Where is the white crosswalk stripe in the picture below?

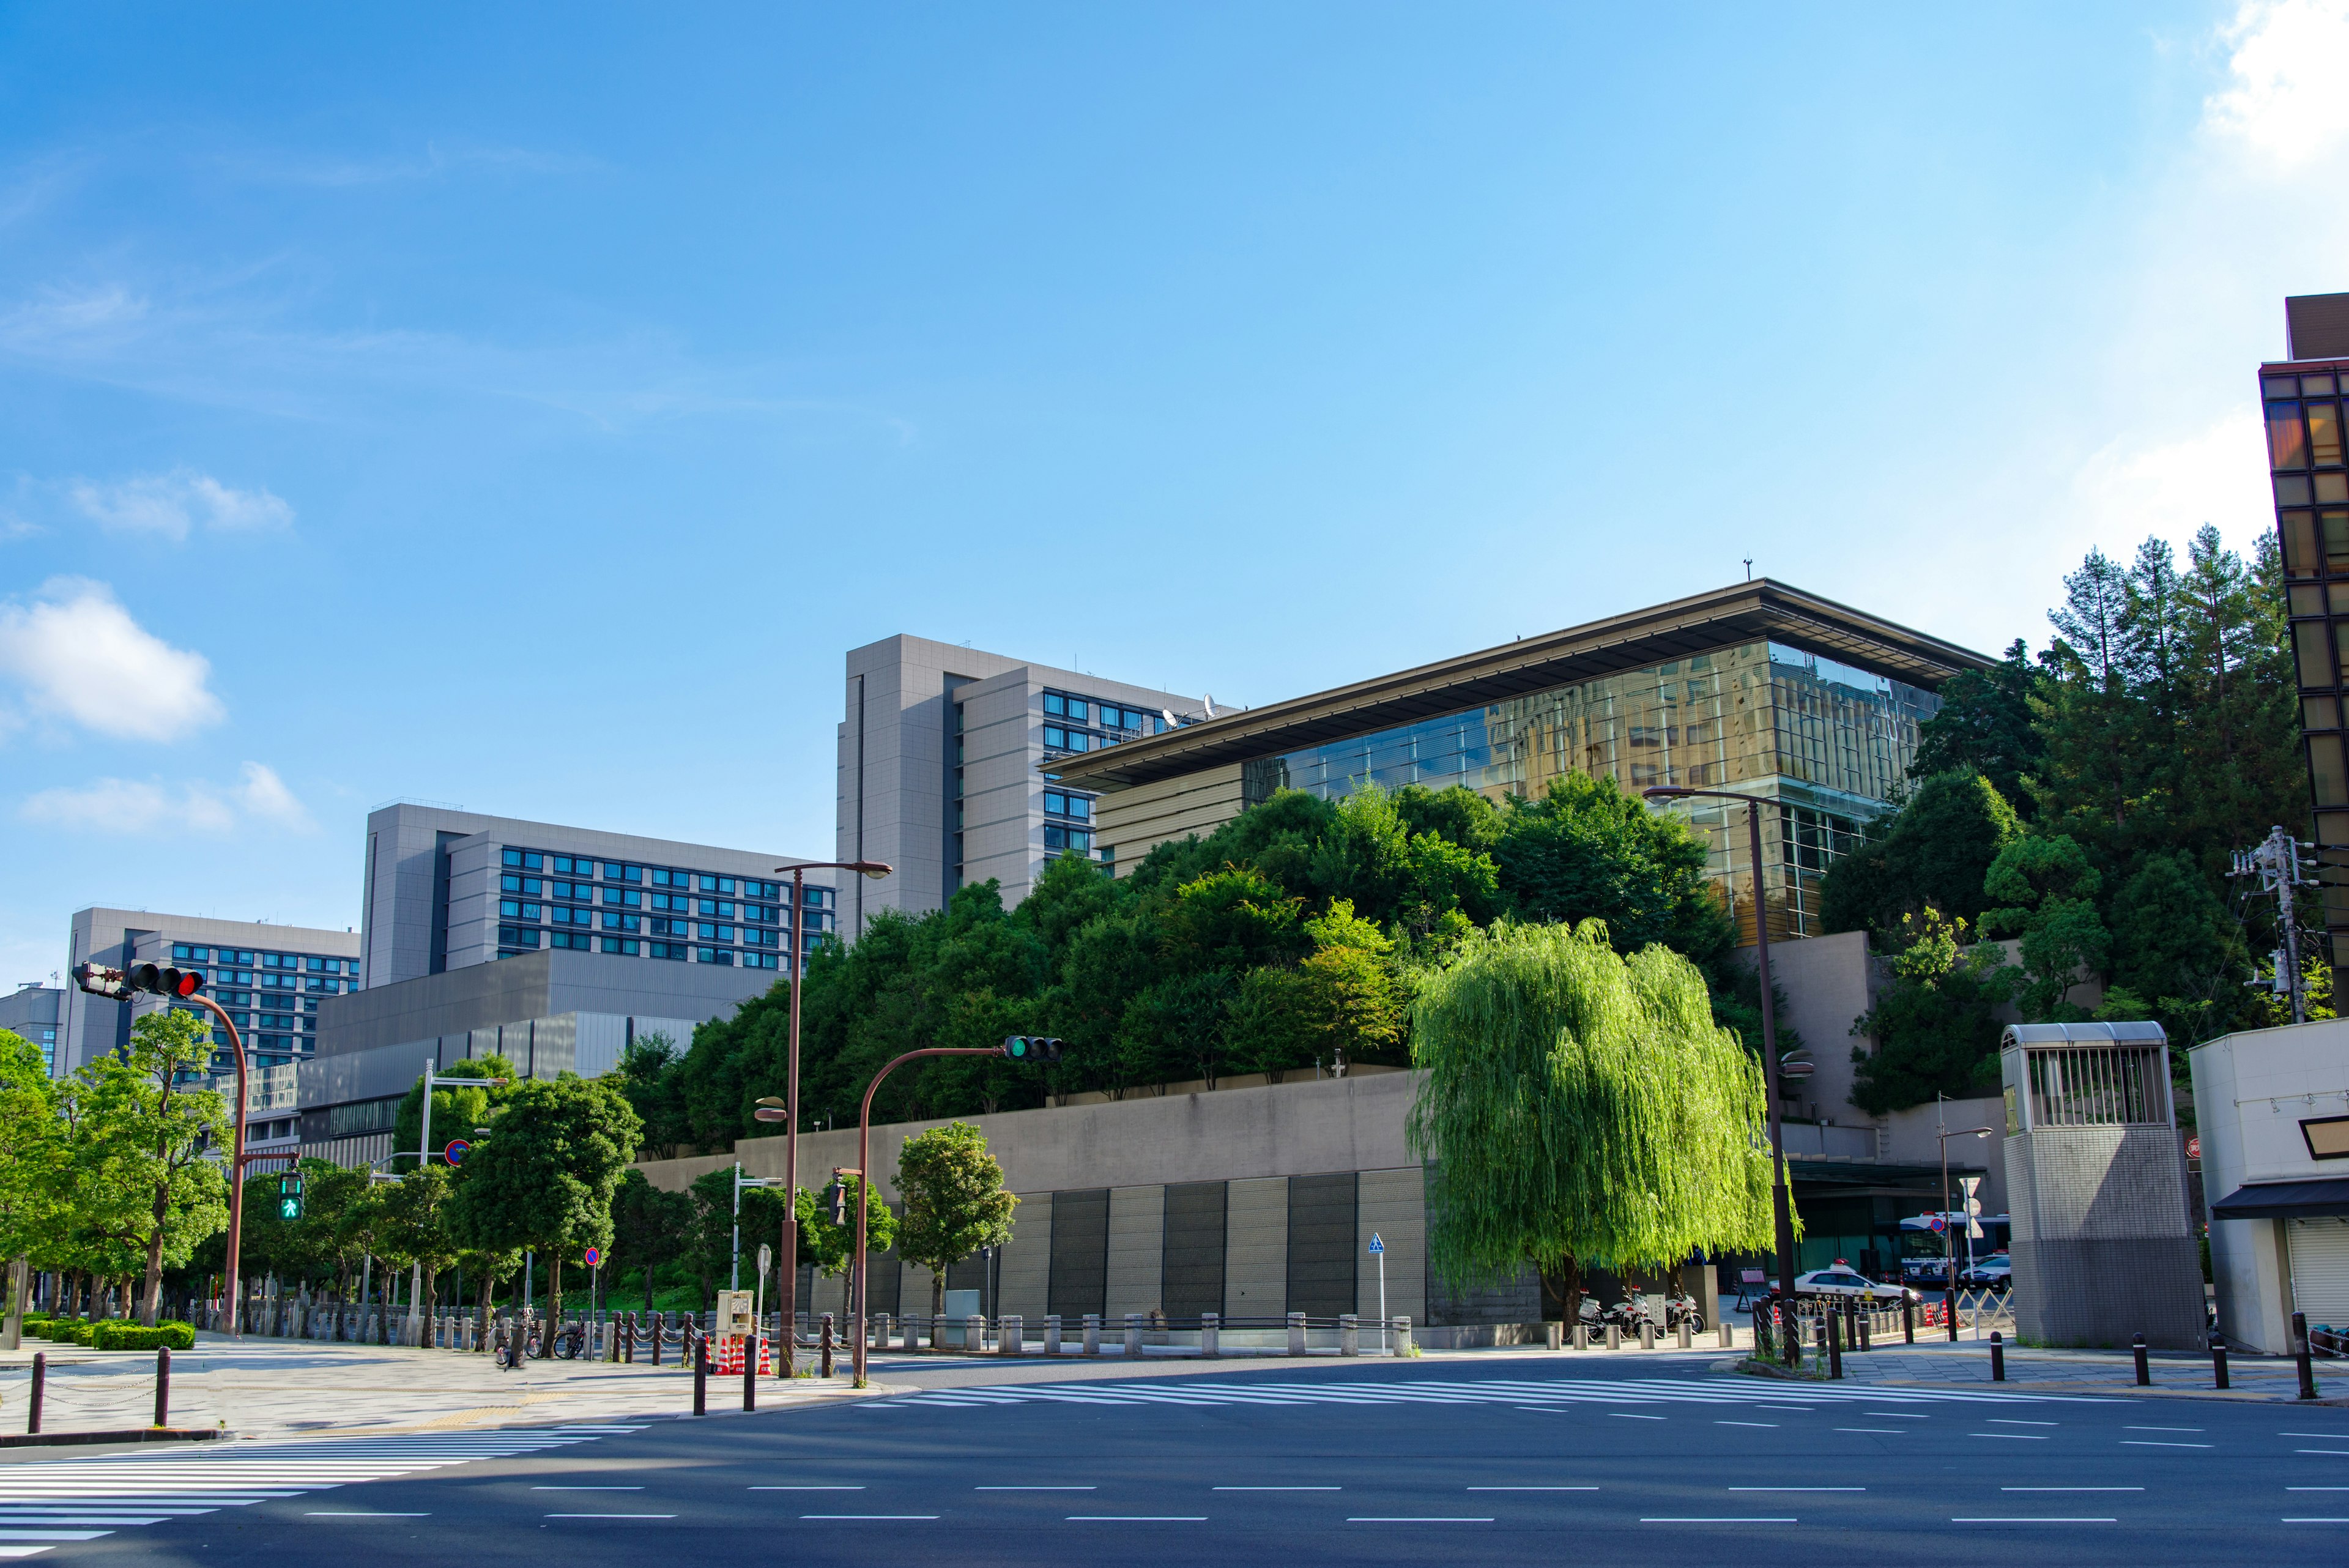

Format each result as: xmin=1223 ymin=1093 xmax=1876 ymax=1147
xmin=886 ymin=1377 xmax=2115 ymax=1412
xmin=0 ymin=1424 xmax=644 ymax=1555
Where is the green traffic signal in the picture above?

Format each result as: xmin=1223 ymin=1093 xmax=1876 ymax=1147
xmin=1000 ymin=1035 xmax=1065 ymax=1063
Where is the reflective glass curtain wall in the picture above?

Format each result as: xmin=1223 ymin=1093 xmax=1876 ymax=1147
xmin=1244 ymin=640 xmax=1937 ymax=942
xmin=2266 ymin=361 xmax=2349 ymax=979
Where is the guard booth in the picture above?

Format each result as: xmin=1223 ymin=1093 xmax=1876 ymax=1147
xmin=1999 ymin=1022 xmax=2205 ymax=1349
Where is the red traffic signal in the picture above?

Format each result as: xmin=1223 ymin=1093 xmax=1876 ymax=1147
xmin=127 ymin=962 xmax=206 ymax=998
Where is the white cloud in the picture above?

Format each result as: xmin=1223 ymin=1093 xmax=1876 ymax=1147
xmin=2072 ymin=407 xmax=2277 ymax=554
xmin=20 ymin=762 xmax=313 ymax=837
xmin=0 ymin=579 xmax=225 ymax=741
xmin=2204 ymin=1 xmax=2349 ymax=167
xmin=66 ymin=467 xmax=292 ymax=540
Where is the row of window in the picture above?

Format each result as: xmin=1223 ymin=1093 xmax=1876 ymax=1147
xmin=497 ymin=926 xmax=820 ymax=962
xmin=499 ymin=847 xmax=829 ymax=907
xmin=1043 ymin=689 xmax=1175 ymax=734
xmin=1042 ymin=790 xmax=1094 ymax=820
xmin=171 ymin=944 xmax=357 ymax=976
xmin=1044 ymin=825 xmax=1095 ymax=852
xmin=2266 ymin=397 xmax=2347 ymax=470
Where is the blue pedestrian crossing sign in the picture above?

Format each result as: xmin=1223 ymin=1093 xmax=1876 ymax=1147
xmin=1367 ymin=1233 xmax=1384 ymax=1255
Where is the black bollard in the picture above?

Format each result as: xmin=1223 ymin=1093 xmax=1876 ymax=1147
xmin=651 ymin=1311 xmax=662 ymax=1369
xmin=1856 ymin=1298 xmax=1869 ymax=1351
xmin=1826 ymin=1305 xmax=1843 ymax=1380
xmin=623 ymin=1313 xmax=634 ymax=1364
xmin=692 ymin=1329 xmax=708 ymax=1416
xmin=27 ymin=1351 xmax=43 ymax=1435
xmin=1902 ymin=1295 xmax=1915 ymax=1345
xmin=1945 ymin=1288 xmax=1959 ymax=1343
xmin=1990 ymin=1330 xmax=2005 ymax=1382
xmin=2133 ymin=1332 xmax=2150 ymax=1386
xmin=743 ymin=1332 xmax=757 ymax=1412
xmin=2211 ymin=1337 xmax=2230 ymax=1390
xmin=154 ymin=1345 xmax=171 ymax=1428
xmin=2295 ymin=1311 xmax=2320 ymax=1400
xmin=820 ymin=1313 xmax=835 ymax=1380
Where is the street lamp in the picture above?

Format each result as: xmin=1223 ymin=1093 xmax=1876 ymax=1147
xmin=1641 ymin=784 xmax=1802 ymax=1364
xmin=770 ymin=858 xmax=892 ymax=1373
xmin=1936 ymin=1118 xmax=1994 ymax=1341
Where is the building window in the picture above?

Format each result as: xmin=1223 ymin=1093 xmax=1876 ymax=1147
xmin=1044 ymin=726 xmax=1092 ymax=752
xmin=550 ymin=931 xmax=592 ymax=951
xmin=502 ymin=874 xmax=544 ymax=896
xmin=497 ymin=925 xmax=543 ymax=949
xmin=1044 ymin=825 xmax=1094 ymax=852
xmin=744 ymin=902 xmax=778 ymax=924
xmin=743 ymin=927 xmax=780 ymax=948
xmin=694 ymin=946 xmax=735 ymax=966
xmin=648 ymin=942 xmax=688 ymax=961
xmin=551 ymin=855 xmax=593 ymax=876
xmin=605 ymin=861 xmax=644 ymax=883
xmin=502 ymin=848 xmax=545 ymax=871
xmin=651 ymin=868 xmax=689 ymax=888
xmin=603 ymin=886 xmax=644 ymax=908
xmin=650 ymin=892 xmax=688 ymax=913
xmin=650 ymin=916 xmax=688 ymax=937
xmin=699 ymin=875 xmax=737 ymax=894
xmin=601 ymin=913 xmax=643 ymax=934
xmin=551 ymin=879 xmax=594 ymax=901
xmin=499 ymin=900 xmax=543 ymax=921
xmin=551 ymin=907 xmax=595 ymax=928
xmin=696 ymin=899 xmax=737 ymax=918
xmin=744 ymin=951 xmax=780 ymax=970
xmin=601 ymin=937 xmax=641 ymax=956
xmin=745 ymin=879 xmax=782 ymax=901
xmin=694 ymin=923 xmax=737 ymax=943
xmin=1044 ymin=791 xmax=1093 ymax=820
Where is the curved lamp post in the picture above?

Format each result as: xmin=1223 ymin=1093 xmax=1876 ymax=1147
xmin=767 ymin=859 xmax=892 ymax=1372
xmin=1642 ymin=783 xmax=1801 ymax=1363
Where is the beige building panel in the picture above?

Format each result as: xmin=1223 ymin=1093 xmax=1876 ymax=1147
xmin=1225 ymin=1176 xmax=1288 ymax=1318
xmin=1097 ymin=764 xmax=1246 ymax=872
xmin=1104 ymin=1184 xmax=1167 ymax=1318
xmin=1357 ymin=1167 xmax=1427 ymax=1327
xmin=998 ymin=1191 xmax=1053 ymax=1320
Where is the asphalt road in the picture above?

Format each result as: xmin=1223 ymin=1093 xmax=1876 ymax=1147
xmin=24 ymin=1356 xmax=2349 ymax=1566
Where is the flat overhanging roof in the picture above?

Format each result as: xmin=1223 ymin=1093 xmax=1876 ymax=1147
xmin=1047 ymin=578 xmax=1994 ymax=792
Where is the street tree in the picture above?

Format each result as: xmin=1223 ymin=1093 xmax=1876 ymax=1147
xmin=1408 ymin=919 xmax=1776 ymax=1325
xmin=0 ymin=1030 xmax=62 ymax=1336
xmin=893 ymin=1122 xmax=1017 ymax=1320
xmin=391 ymin=1056 xmax=518 ymax=1173
xmin=796 ymin=1180 xmax=897 ymax=1277
xmin=383 ymin=1162 xmax=461 ymax=1313
xmin=447 ymin=1075 xmax=641 ymax=1325
xmin=610 ymin=1168 xmax=693 ymax=1310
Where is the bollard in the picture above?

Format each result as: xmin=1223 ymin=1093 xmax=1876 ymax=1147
xmin=822 ymin=1313 xmax=836 ymax=1379
xmin=692 ymin=1331 xmax=708 ymax=1416
xmin=1855 ymin=1300 xmax=1870 ymax=1351
xmin=1546 ymin=1321 xmax=1564 ymax=1351
xmin=1639 ymin=1320 xmax=1655 ymax=1351
xmin=1902 ymin=1295 xmax=1915 ymax=1345
xmin=1945 ymin=1288 xmax=1958 ymax=1343
xmin=650 ymin=1312 xmax=662 ymax=1368
xmin=1827 ymin=1307 xmax=1843 ymax=1380
xmin=2133 ymin=1332 xmax=2150 ymax=1387
xmin=972 ymin=1315 xmax=990 ymax=1358
xmin=623 ymin=1313 xmax=634 ymax=1364
xmin=1340 ymin=1314 xmax=1360 ymax=1356
xmin=152 ymin=1345 xmax=171 ymax=1428
xmin=1083 ymin=1313 xmax=1101 ymax=1356
xmin=2295 ymin=1311 xmax=2320 ymax=1400
xmin=1396 ymin=1315 xmax=1414 ymax=1355
xmin=1990 ymin=1330 xmax=2005 ymax=1382
xmin=1288 ymin=1312 xmax=1307 ymax=1357
xmin=1677 ymin=1318 xmax=1691 ymax=1350
xmin=874 ymin=1313 xmax=890 ymax=1360
xmin=1605 ymin=1323 xmax=1620 ymax=1351
xmin=743 ymin=1333 xmax=759 ymax=1411
xmin=1573 ymin=1322 xmax=1589 ymax=1351
xmin=2211 ymin=1337 xmax=2230 ymax=1391
xmin=27 ymin=1351 xmax=42 ymax=1435
xmin=1200 ymin=1313 xmax=1217 ymax=1358
xmin=1124 ymin=1313 xmax=1143 ymax=1359
xmin=1045 ymin=1313 xmax=1063 ymax=1357
xmin=1717 ymin=1320 xmax=1732 ymax=1350
xmin=1000 ymin=1314 xmax=1023 ymax=1358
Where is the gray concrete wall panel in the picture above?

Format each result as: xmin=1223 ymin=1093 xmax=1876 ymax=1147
xmin=1287 ymin=1171 xmax=1359 ymax=1318
xmin=1105 ymin=1184 xmax=1166 ymax=1318
xmin=1161 ymin=1181 xmax=1228 ymax=1319
xmin=1048 ymin=1188 xmax=1110 ymax=1319
xmin=1225 ymin=1176 xmax=1288 ymax=1320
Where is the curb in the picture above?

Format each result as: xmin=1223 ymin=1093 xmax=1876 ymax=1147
xmin=0 ymin=1429 xmax=231 ymax=1449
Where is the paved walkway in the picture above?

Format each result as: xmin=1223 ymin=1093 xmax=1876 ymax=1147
xmin=0 ymin=1335 xmax=871 ymax=1443
xmin=1767 ymin=1334 xmax=2336 ymax=1401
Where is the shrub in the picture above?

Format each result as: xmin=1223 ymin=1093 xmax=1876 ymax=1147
xmin=89 ymin=1321 xmax=196 ymax=1351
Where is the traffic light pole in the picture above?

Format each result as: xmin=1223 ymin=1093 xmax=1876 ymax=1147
xmin=187 ymin=995 xmax=251 ymax=1340
xmin=848 ymin=1047 xmax=1002 ymax=1389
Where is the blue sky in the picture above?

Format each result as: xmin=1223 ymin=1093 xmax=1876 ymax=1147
xmin=5 ymin=2 xmax=2348 ymax=986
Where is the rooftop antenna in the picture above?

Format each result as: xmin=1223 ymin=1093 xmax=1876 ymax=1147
xmin=1744 ymin=558 xmax=1753 ymax=582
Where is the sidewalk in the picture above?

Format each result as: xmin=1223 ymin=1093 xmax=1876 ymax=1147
xmin=0 ymin=1334 xmax=876 ymax=1442
xmin=1761 ymin=1333 xmax=2341 ymax=1402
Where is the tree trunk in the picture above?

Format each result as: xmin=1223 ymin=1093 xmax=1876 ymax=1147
xmin=549 ymin=1255 xmax=563 ymax=1336
xmin=1539 ymin=1253 xmax=1584 ymax=1328
xmin=930 ymin=1265 xmax=945 ymax=1323
xmin=143 ymin=1180 xmax=171 ymax=1327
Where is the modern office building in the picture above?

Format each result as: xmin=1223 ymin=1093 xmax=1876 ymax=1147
xmin=2265 ymin=291 xmax=2349 ymax=992
xmin=837 ymin=637 xmax=1210 ymax=938
xmin=0 ymin=984 xmax=62 ymax=1074
xmin=358 ymin=803 xmax=840 ymax=984
xmin=58 ymin=909 xmax=362 ymax=1077
xmin=1047 ymin=579 xmax=1988 ymax=943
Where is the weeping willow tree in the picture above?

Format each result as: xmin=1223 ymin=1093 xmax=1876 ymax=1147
xmin=1407 ymin=918 xmax=1781 ymax=1321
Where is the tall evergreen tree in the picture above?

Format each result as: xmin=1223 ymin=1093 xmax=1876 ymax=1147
xmin=1909 ymin=639 xmax=2043 ymax=817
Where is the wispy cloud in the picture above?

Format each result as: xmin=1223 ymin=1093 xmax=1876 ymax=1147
xmin=2204 ymin=0 xmax=2349 ymax=168
xmin=212 ymin=139 xmax=604 ymax=188
xmin=2073 ymin=409 xmax=2275 ymax=554
xmin=21 ymin=762 xmax=313 ymax=836
xmin=0 ymin=579 xmax=223 ymax=741
xmin=67 ymin=467 xmax=292 ymax=539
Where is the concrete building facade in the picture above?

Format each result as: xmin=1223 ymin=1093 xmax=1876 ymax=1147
xmin=59 ymin=908 xmax=361 ymax=1077
xmin=0 ymin=984 xmax=62 ymax=1075
xmin=837 ymin=636 xmax=1208 ymax=938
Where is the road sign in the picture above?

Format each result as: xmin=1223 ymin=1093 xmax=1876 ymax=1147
xmin=1367 ymin=1233 xmax=1385 ymax=1255
xmin=2187 ymin=1135 xmax=2202 ymax=1162
xmin=583 ymin=1246 xmax=603 ymax=1269
xmin=444 ymin=1138 xmax=469 ymax=1165
xmin=1928 ymin=1215 xmax=1947 ymax=1233
xmin=758 ymin=1243 xmax=773 ymax=1277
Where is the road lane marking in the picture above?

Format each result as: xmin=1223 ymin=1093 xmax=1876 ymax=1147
xmin=1608 ymin=1414 xmax=1667 ymax=1421
xmin=752 ymin=1486 xmax=865 ymax=1491
xmin=1067 ymin=1516 xmax=1205 ymax=1522
xmin=2123 ymin=1440 xmax=2211 ymax=1449
xmin=1864 ymin=1411 xmax=1931 ymax=1419
xmin=1969 ymin=1433 xmax=2047 ymax=1440
xmin=1346 ymin=1517 xmax=1490 ymax=1523
xmin=2003 ymin=1488 xmax=2142 ymax=1493
xmin=1641 ymin=1517 xmax=1793 ymax=1523
xmin=1953 ymin=1517 xmax=2114 ymax=1523
xmin=1468 ymin=1487 xmax=1595 ymax=1492
xmin=532 ymin=1487 xmax=644 ymax=1491
xmin=303 ymin=1512 xmax=429 ymax=1518
xmin=977 ymin=1487 xmax=1096 ymax=1492
xmin=2285 ymin=1518 xmax=2349 ymax=1523
xmin=543 ymin=1514 xmax=675 ymax=1520
xmin=1730 ymin=1487 xmax=1863 ymax=1493
xmin=1716 ymin=1422 xmax=1778 ymax=1429
xmin=2296 ymin=1451 xmax=2349 ymax=1457
xmin=2282 ymin=1433 xmax=2347 ymax=1438
xmin=2288 ymin=1487 xmax=2349 ymax=1491
xmin=801 ymin=1515 xmax=938 ymax=1520
xmin=1987 ymin=1419 xmax=2057 ymax=1426
xmin=1754 ymin=1405 xmax=1814 ymax=1411
xmin=1835 ymin=1428 xmax=1903 ymax=1434
xmin=0 ymin=1532 xmax=112 ymax=1542
xmin=2126 ymin=1426 xmax=2201 ymax=1433
xmin=1214 ymin=1487 xmax=1340 ymax=1492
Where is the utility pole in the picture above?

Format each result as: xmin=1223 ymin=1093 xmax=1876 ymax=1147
xmin=2232 ymin=825 xmax=2319 ymax=1025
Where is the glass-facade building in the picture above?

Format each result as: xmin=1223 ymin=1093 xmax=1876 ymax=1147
xmin=1242 ymin=639 xmax=1938 ymax=941
xmin=2265 ymin=311 xmax=2349 ymax=979
xmin=490 ymin=846 xmax=836 ymax=969
xmin=167 ymin=940 xmax=363 ymax=1068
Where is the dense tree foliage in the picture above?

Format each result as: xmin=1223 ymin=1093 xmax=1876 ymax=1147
xmin=893 ymin=1123 xmax=1017 ymax=1320
xmin=1828 ymin=526 xmax=2314 ymax=1112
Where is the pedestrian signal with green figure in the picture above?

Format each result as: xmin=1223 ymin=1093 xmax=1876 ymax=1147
xmin=279 ymin=1170 xmax=304 ymax=1221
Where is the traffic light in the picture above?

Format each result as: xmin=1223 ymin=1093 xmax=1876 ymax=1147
xmin=73 ymin=962 xmax=130 ymax=999
xmin=825 ymin=1178 xmax=848 ymax=1227
xmin=1001 ymin=1035 xmax=1064 ymax=1064
xmin=279 ymin=1170 xmax=304 ymax=1221
xmin=126 ymin=961 xmax=206 ymax=999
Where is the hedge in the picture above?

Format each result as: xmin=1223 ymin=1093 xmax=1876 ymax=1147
xmin=90 ymin=1321 xmax=196 ymax=1351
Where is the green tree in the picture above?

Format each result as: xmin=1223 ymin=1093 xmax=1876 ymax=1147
xmin=795 ymin=1180 xmax=897 ymax=1277
xmin=1491 ymin=774 xmax=1732 ymax=964
xmin=1982 ymin=833 xmax=2109 ymax=1020
xmin=2106 ymin=850 xmax=2242 ymax=1046
xmin=447 ymin=1076 xmax=641 ymax=1325
xmin=1910 ymin=639 xmax=2044 ymax=817
xmin=893 ymin=1122 xmax=1017 ymax=1320
xmin=68 ymin=1009 xmax=231 ymax=1326
xmin=0 ymin=1030 xmax=64 ymax=1312
xmin=1407 ymin=920 xmax=1776 ymax=1325
xmin=1847 ymin=911 xmax=2025 ymax=1113
xmin=1819 ymin=770 xmax=2025 ymax=937
xmin=390 ymin=1055 xmax=518 ymax=1173
xmin=610 ymin=1168 xmax=694 ymax=1310
xmin=616 ymin=1034 xmax=691 ymax=1160
xmin=382 ymin=1162 xmax=461 ymax=1313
